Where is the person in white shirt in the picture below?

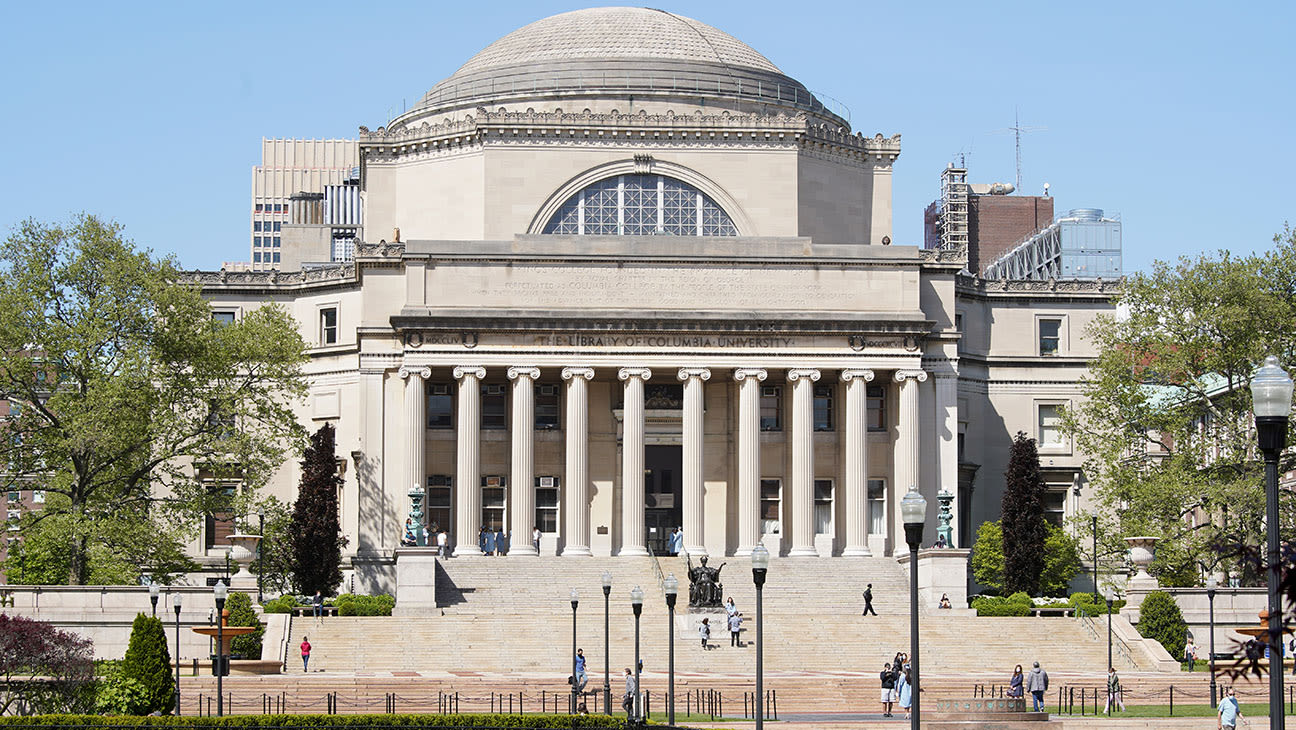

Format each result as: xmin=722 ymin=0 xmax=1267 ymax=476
xmin=436 ymin=529 xmax=448 ymax=557
xmin=532 ymin=526 xmax=542 ymax=554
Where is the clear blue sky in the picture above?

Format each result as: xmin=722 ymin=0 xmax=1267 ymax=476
xmin=1 ymin=1 xmax=1291 ymax=273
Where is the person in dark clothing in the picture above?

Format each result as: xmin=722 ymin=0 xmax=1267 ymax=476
xmin=862 ymin=584 xmax=877 ymax=615
xmin=879 ymin=662 xmax=897 ymax=717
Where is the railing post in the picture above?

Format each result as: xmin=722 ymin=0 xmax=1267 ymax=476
xmin=1169 ymin=684 xmax=1174 ymax=716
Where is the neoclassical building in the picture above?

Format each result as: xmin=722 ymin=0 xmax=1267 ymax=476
xmin=194 ymin=8 xmax=1115 ymax=592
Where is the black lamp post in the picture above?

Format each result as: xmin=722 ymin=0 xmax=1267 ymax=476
xmin=172 ymin=592 xmax=182 ymax=715
xmin=256 ymin=509 xmax=265 ymax=604
xmin=901 ymin=488 xmax=928 ymax=730
xmin=570 ymin=588 xmax=579 ymax=714
xmin=751 ymin=544 xmax=769 ymax=730
xmin=630 ymin=585 xmax=644 ymax=722
xmin=663 ymin=573 xmax=678 ymax=725
xmin=214 ymin=580 xmax=228 ymax=717
xmin=1104 ymin=586 xmax=1115 ymax=672
xmin=1206 ymin=576 xmax=1218 ymax=708
xmin=149 ymin=583 xmax=160 ymax=617
xmin=1091 ymin=511 xmax=1100 ymax=595
xmin=601 ymin=571 xmax=612 ymax=715
xmin=1250 ymin=355 xmax=1293 ymax=730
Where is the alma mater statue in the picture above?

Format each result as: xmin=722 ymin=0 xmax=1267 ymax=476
xmin=687 ymin=555 xmax=726 ymax=608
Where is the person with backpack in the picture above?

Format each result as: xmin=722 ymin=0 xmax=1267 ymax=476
xmin=1104 ymin=666 xmax=1126 ymax=713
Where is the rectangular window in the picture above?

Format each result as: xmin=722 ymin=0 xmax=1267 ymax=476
xmin=867 ymin=385 xmax=886 ymax=431
xmin=211 ymin=311 xmax=236 ymax=326
xmin=955 ymin=312 xmax=964 ymax=332
xmin=204 ymin=484 xmax=236 ymax=549
xmin=319 ymin=307 xmax=338 ymax=345
xmin=760 ymin=386 xmax=782 ymax=431
xmin=272 ymin=251 xmax=280 ymax=263
xmin=814 ymin=479 xmax=834 ymax=534
xmin=481 ymin=481 xmax=506 ymax=532
xmin=32 ymin=490 xmax=45 ymax=504
xmin=1039 ymin=318 xmax=1061 ymax=356
xmin=253 ymin=252 xmax=262 ymax=263
xmin=255 ymin=203 xmax=263 ymax=213
xmin=535 ymin=384 xmax=560 ymax=430
xmin=1038 ymin=404 xmax=1065 ymax=448
xmin=273 ymin=237 xmax=281 ymax=248
xmin=481 ymin=384 xmax=507 ymax=430
xmin=760 ymin=479 xmax=781 ymax=534
xmin=427 ymin=384 xmax=454 ymax=429
xmin=535 ymin=477 xmax=559 ymax=533
xmin=273 ymin=222 xmax=281 ymax=232
xmin=813 ymin=385 xmax=834 ymax=432
xmin=868 ymin=479 xmax=887 ymax=536
xmin=253 ymin=222 xmax=262 ymax=232
xmin=254 ymin=236 xmax=262 ymax=246
xmin=425 ymin=477 xmax=452 ymax=534
xmin=6 ymin=491 xmax=19 ymax=503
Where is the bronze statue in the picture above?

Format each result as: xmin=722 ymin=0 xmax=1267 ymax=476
xmin=687 ymin=555 xmax=726 ymax=607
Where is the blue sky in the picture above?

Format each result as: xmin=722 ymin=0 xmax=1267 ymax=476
xmin=1 ymin=1 xmax=1291 ymax=273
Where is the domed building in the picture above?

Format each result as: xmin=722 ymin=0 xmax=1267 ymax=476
xmin=197 ymin=8 xmax=1114 ymax=598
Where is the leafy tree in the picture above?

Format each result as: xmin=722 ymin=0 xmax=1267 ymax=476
xmin=121 ymin=614 xmax=173 ymax=714
xmin=1001 ymin=432 xmax=1048 ymax=595
xmin=289 ymin=423 xmax=347 ymax=595
xmin=225 ymin=590 xmax=264 ymax=659
xmin=0 ymin=215 xmax=308 ymax=584
xmin=251 ymin=496 xmax=294 ymax=595
xmin=0 ymin=613 xmax=96 ymax=715
xmin=1137 ymin=590 xmax=1188 ymax=658
xmin=972 ymin=520 xmax=1082 ymax=596
xmin=1064 ymin=228 xmax=1296 ymax=586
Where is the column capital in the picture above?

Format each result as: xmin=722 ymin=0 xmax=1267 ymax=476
xmin=840 ymin=368 xmax=875 ymax=383
xmin=786 ymin=368 xmax=821 ymax=383
xmin=677 ymin=367 xmax=712 ymax=382
xmin=507 ymin=366 xmax=541 ymax=381
xmin=453 ymin=365 xmax=486 ymax=381
xmin=733 ymin=368 xmax=768 ymax=383
xmin=398 ymin=365 xmax=431 ymax=380
xmin=561 ymin=366 xmax=595 ymax=381
xmin=617 ymin=367 xmax=652 ymax=382
xmin=893 ymin=369 xmax=928 ymax=383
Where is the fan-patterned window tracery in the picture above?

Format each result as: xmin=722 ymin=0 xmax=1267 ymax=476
xmin=543 ymin=175 xmax=738 ymax=236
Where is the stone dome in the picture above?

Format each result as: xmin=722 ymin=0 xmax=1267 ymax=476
xmin=400 ymin=7 xmax=845 ymax=126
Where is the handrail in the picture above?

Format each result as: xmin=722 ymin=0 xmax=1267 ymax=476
xmin=649 ymin=551 xmax=667 ymax=597
xmin=1075 ymin=607 xmax=1138 ymax=669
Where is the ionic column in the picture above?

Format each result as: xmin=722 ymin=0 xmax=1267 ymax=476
xmin=893 ymin=369 xmax=928 ymax=554
xmin=452 ymin=366 xmax=486 ymax=557
xmin=678 ymin=367 xmax=711 ymax=557
xmin=617 ymin=367 xmax=652 ymax=556
xmin=733 ymin=368 xmax=767 ymax=556
xmin=840 ymin=369 xmax=875 ymax=556
xmin=561 ymin=367 xmax=595 ymax=557
xmin=787 ymin=368 xmax=821 ymax=557
xmin=399 ymin=365 xmax=431 ymax=529
xmin=508 ymin=366 xmax=540 ymax=556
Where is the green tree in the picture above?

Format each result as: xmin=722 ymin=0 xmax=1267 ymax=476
xmin=0 ymin=215 xmax=308 ymax=584
xmin=1137 ymin=590 xmax=1188 ymax=659
xmin=972 ymin=520 xmax=1082 ymax=596
xmin=1001 ymin=432 xmax=1048 ymax=595
xmin=225 ymin=591 xmax=264 ymax=659
xmin=120 ymin=614 xmax=172 ymax=714
xmin=1064 ymin=228 xmax=1296 ymax=586
xmin=289 ymin=423 xmax=346 ymax=595
xmin=251 ymin=496 xmax=294 ymax=596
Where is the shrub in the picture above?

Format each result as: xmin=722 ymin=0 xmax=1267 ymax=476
xmin=335 ymin=594 xmax=395 ymax=616
xmin=1069 ymin=591 xmax=1126 ymax=616
xmin=0 ymin=614 xmax=96 ymax=715
xmin=225 ymin=591 xmax=264 ymax=659
xmin=970 ymin=521 xmax=1005 ymax=594
xmin=971 ymin=595 xmax=1031 ymax=616
xmin=94 ymin=669 xmax=152 ymax=716
xmin=261 ymin=595 xmax=297 ymax=614
xmin=972 ymin=521 xmax=1081 ymax=597
xmin=121 ymin=614 xmax=173 ymax=715
xmin=1137 ymin=590 xmax=1188 ymax=658
xmin=0 ymin=713 xmax=624 ymax=727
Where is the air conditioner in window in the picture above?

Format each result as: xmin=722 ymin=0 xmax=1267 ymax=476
xmin=430 ymin=384 xmax=451 ymax=396
xmin=427 ymin=475 xmax=453 ymax=487
xmin=761 ymin=387 xmax=780 ymax=397
xmin=483 ymin=475 xmax=506 ymax=487
xmin=538 ymin=476 xmax=557 ymax=488
xmin=538 ymin=384 xmax=558 ymax=396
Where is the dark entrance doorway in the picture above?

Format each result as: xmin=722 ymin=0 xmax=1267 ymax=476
xmin=645 ymin=445 xmax=682 ymax=556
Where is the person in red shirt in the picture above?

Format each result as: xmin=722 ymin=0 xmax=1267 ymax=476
xmin=301 ymin=636 xmax=311 ymax=672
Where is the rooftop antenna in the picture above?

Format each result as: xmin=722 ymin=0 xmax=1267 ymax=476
xmin=991 ymin=108 xmax=1046 ymax=192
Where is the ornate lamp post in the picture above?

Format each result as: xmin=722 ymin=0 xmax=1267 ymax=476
xmin=172 ymin=592 xmax=182 ymax=715
xmin=1206 ymin=576 xmax=1218 ymax=708
xmin=570 ymin=588 xmax=579 ymax=714
xmin=901 ymin=488 xmax=927 ymax=730
xmin=1104 ymin=586 xmax=1115 ymax=672
xmin=601 ymin=571 xmax=612 ymax=715
xmin=149 ymin=583 xmax=160 ymax=617
xmin=751 ymin=544 xmax=770 ymax=730
xmin=664 ymin=573 xmax=678 ymax=725
xmin=630 ymin=585 xmax=644 ymax=721
xmin=213 ymin=580 xmax=228 ymax=717
xmin=1250 ymin=355 xmax=1292 ymax=730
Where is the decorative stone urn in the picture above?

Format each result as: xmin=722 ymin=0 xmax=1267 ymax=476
xmin=226 ymin=533 xmax=263 ymax=590
xmin=1125 ymin=536 xmax=1160 ymax=589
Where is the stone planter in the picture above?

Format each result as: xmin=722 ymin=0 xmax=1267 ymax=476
xmin=226 ymin=533 xmax=263 ymax=590
xmin=1125 ymin=536 xmax=1159 ymax=590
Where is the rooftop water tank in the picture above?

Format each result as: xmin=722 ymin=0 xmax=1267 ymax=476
xmin=1065 ymin=208 xmax=1104 ymax=221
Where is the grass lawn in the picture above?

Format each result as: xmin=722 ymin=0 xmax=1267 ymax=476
xmin=1060 ymin=702 xmax=1294 ymax=718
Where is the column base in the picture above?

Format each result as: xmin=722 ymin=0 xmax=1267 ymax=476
xmin=733 ymin=546 xmax=754 ymax=557
xmin=561 ymin=546 xmax=593 ymax=557
xmin=787 ymin=546 xmax=820 ymax=558
xmin=683 ymin=544 xmax=707 ymax=558
xmin=507 ymin=548 xmax=539 ymax=557
xmin=841 ymin=546 xmax=874 ymax=557
xmin=451 ymin=548 xmax=487 ymax=558
xmin=618 ymin=546 xmax=650 ymax=557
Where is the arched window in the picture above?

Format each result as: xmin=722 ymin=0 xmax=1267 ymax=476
xmin=542 ymin=175 xmax=738 ymax=236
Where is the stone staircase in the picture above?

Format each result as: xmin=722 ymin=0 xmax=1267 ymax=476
xmin=291 ymin=555 xmax=1159 ymax=678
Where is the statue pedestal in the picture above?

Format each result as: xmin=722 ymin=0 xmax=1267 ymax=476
xmin=897 ymin=548 xmax=973 ymax=613
xmin=677 ymin=611 xmax=729 ymax=641
xmin=393 ymin=547 xmax=440 ymax=617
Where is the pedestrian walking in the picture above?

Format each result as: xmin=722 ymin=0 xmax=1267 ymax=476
xmin=495 ymin=526 xmax=507 ymax=555
xmin=532 ymin=525 xmax=542 ymax=554
xmin=482 ymin=526 xmax=495 ymax=555
xmin=862 ymin=583 xmax=877 ymax=616
xmin=436 ymin=529 xmax=448 ymax=557
xmin=574 ymin=648 xmax=588 ymax=692
xmin=1290 ymin=636 xmax=1296 ymax=677
xmin=897 ymin=667 xmax=912 ymax=719
xmin=300 ymin=636 xmax=311 ymax=672
xmin=728 ymin=611 xmax=743 ymax=647
xmin=1008 ymin=664 xmax=1024 ymax=698
xmin=1218 ymin=687 xmax=1242 ymax=729
xmin=699 ymin=618 xmax=711 ymax=649
xmin=1025 ymin=661 xmax=1049 ymax=712
xmin=725 ymin=597 xmax=737 ymax=617
xmin=1184 ymin=638 xmax=1198 ymax=671
xmin=622 ymin=668 xmax=637 ymax=717
xmin=1104 ymin=667 xmax=1126 ymax=714
xmin=879 ymin=662 xmax=897 ymax=717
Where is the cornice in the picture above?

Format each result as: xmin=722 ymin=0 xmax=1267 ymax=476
xmin=181 ymin=264 xmax=358 ymax=293
xmin=954 ymin=271 xmax=1122 ymax=299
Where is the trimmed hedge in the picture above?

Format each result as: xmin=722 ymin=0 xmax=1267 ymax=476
xmin=334 ymin=594 xmax=395 ymax=616
xmin=0 ymin=714 xmax=623 ymax=728
xmin=972 ymin=593 xmax=1032 ymax=616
